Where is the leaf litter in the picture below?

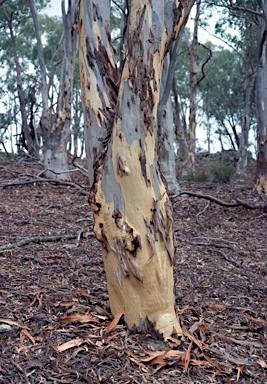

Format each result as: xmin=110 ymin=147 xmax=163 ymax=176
xmin=0 ymin=159 xmax=266 ymax=383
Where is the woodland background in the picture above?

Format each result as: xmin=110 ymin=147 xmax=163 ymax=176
xmin=0 ymin=1 xmax=267 ymax=383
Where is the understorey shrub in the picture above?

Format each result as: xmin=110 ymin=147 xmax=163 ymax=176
xmin=210 ymin=162 xmax=236 ymax=184
xmin=184 ymin=171 xmax=209 ymax=182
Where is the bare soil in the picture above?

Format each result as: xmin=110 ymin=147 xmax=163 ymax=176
xmin=0 ymin=155 xmax=266 ymax=384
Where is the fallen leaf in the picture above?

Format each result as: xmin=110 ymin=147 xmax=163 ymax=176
xmin=167 ymin=337 xmax=181 ymax=348
xmin=177 ymin=306 xmax=200 ymax=318
xmin=257 ymin=359 xmax=267 ymax=368
xmin=57 ymin=301 xmax=76 ymax=308
xmin=239 ymin=311 xmax=267 ymax=325
xmin=76 ymin=288 xmax=94 ymax=298
xmin=140 ymin=349 xmax=185 ymax=365
xmin=21 ymin=329 xmax=35 ymax=344
xmin=58 ymin=313 xmax=99 ymax=324
xmin=237 ymin=365 xmax=245 ymax=382
xmin=184 ymin=341 xmax=193 ymax=372
xmin=260 ymin=336 xmax=267 ymax=345
xmin=198 ymin=323 xmax=207 ymax=333
xmin=189 ymin=318 xmax=204 ymax=334
xmin=184 ymin=330 xmax=203 ymax=351
xmin=0 ymin=318 xmax=29 ymax=329
xmin=206 ymin=304 xmax=225 ymax=312
xmin=105 ymin=312 xmax=123 ymax=333
xmin=19 ymin=330 xmax=25 ymax=348
xmin=203 ymin=352 xmax=225 ymax=372
xmin=57 ymin=338 xmax=84 ymax=353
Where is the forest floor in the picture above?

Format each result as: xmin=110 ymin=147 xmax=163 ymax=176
xmin=0 ymin=153 xmax=266 ymax=384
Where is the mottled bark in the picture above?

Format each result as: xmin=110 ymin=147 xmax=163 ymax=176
xmin=255 ymin=1 xmax=267 ymax=193
xmin=80 ymin=0 xmax=194 ymax=339
xmin=159 ymin=57 xmax=180 ymax=196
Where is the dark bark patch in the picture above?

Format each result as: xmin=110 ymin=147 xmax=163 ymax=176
xmin=92 ymin=3 xmax=102 ymax=23
xmin=85 ymin=37 xmax=95 ymax=68
xmin=111 ymin=238 xmax=143 ymax=282
xmin=89 ymin=187 xmax=101 ymax=212
xmin=112 ymin=208 xmax=123 ymax=229
xmin=152 ymin=199 xmax=174 ymax=264
xmin=144 ymin=217 xmax=155 ymax=263
xmin=139 ymin=139 xmax=147 ymax=184
xmin=137 ymin=316 xmax=165 ymax=341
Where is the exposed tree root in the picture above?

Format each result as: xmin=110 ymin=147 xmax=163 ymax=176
xmin=174 ymin=190 xmax=267 ymax=210
xmin=1 ymin=177 xmax=90 ymax=196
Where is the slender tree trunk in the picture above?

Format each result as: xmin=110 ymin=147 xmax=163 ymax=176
xmin=3 ymin=9 xmax=38 ymax=156
xmin=237 ymin=73 xmax=255 ymax=174
xmin=187 ymin=1 xmax=201 ymax=173
xmin=255 ymin=1 xmax=267 ymax=192
xmin=172 ymin=79 xmax=190 ymax=176
xmin=80 ymin=0 xmax=194 ymax=339
xmin=30 ymin=0 xmax=79 ymax=180
xmin=43 ymin=0 xmax=79 ymax=180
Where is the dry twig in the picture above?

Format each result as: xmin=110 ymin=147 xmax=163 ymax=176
xmin=0 ymin=234 xmax=77 ymax=252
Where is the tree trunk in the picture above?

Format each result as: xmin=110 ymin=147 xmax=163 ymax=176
xmin=159 ymin=56 xmax=180 ymax=196
xmin=29 ymin=0 xmax=78 ymax=180
xmin=3 ymin=9 xmax=38 ymax=157
xmin=80 ymin=0 xmax=194 ymax=339
xmin=255 ymin=1 xmax=267 ymax=192
xmin=187 ymin=1 xmax=201 ymax=173
xmin=237 ymin=72 xmax=255 ymax=174
xmin=172 ymin=79 xmax=190 ymax=176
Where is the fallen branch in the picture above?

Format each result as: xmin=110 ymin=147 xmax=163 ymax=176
xmin=212 ymin=249 xmax=251 ymax=272
xmin=174 ymin=190 xmax=267 ymax=210
xmin=206 ymin=346 xmax=254 ymax=366
xmin=0 ymin=234 xmax=77 ymax=252
xmin=1 ymin=177 xmax=90 ymax=196
xmin=214 ymin=332 xmax=264 ymax=348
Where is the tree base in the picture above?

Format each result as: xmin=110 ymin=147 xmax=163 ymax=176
xmin=255 ymin=174 xmax=267 ymax=194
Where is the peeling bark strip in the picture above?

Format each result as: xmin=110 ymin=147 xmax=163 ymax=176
xmin=80 ymin=0 xmax=194 ymax=339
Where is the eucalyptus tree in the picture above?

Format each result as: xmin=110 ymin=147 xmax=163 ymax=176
xmin=29 ymin=0 xmax=79 ymax=180
xmin=111 ymin=0 xmax=181 ymax=196
xmin=0 ymin=0 xmax=46 ymax=156
xmin=205 ymin=0 xmax=267 ymax=190
xmin=199 ymin=47 xmax=245 ymax=150
xmin=172 ymin=5 xmax=211 ymax=176
xmin=79 ymin=0 xmax=195 ymax=339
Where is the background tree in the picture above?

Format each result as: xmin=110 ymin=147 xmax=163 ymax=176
xmin=79 ymin=0 xmax=195 ymax=339
xmin=29 ymin=0 xmax=79 ymax=180
xmin=205 ymin=0 xmax=267 ymax=189
xmin=0 ymin=0 xmax=47 ymax=155
xmin=172 ymin=8 xmax=211 ymax=175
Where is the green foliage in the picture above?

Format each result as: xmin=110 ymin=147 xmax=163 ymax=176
xmin=184 ymin=163 xmax=235 ymax=184
xmin=210 ymin=162 xmax=236 ymax=184
xmin=199 ymin=48 xmax=243 ymax=124
xmin=184 ymin=171 xmax=210 ymax=182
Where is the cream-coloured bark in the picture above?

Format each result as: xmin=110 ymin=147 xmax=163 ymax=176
xmin=80 ymin=0 xmax=194 ymax=339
